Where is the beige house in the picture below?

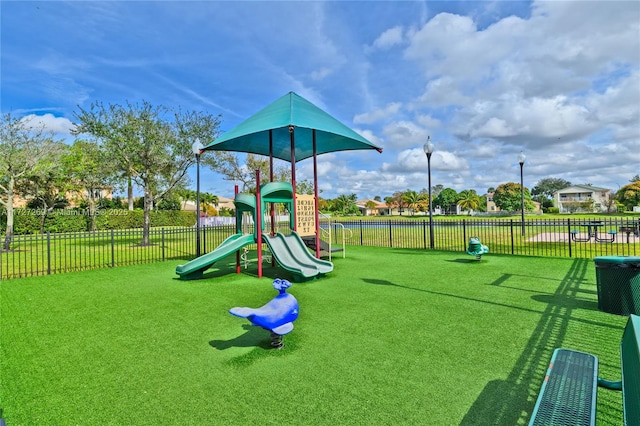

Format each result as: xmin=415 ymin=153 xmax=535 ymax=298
xmin=11 ymin=188 xmax=112 ymax=209
xmin=182 ymin=196 xmax=235 ymax=214
xmin=553 ymin=185 xmax=612 ymax=213
xmin=486 ymin=192 xmax=499 ymax=213
xmin=356 ymin=199 xmax=392 ymax=216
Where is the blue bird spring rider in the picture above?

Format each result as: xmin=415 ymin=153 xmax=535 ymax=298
xmin=467 ymin=237 xmax=489 ymax=261
xmin=229 ymin=278 xmax=299 ymax=349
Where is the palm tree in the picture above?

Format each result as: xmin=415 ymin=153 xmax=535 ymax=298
xmin=402 ymin=190 xmax=428 ymax=215
xmin=200 ymin=192 xmax=219 ymax=215
xmin=332 ymin=194 xmax=358 ymax=216
xmin=457 ymin=190 xmax=482 ymax=215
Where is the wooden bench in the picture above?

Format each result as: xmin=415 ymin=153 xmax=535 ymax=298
xmin=529 ymin=314 xmax=640 ymax=425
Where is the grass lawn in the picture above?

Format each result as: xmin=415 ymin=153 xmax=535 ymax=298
xmin=0 ymin=246 xmax=628 ymax=425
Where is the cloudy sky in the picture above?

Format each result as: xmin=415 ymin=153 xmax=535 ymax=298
xmin=2 ymin=0 xmax=639 ymax=200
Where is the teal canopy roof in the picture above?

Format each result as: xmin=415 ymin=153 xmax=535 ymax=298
xmin=202 ymin=92 xmax=382 ymax=162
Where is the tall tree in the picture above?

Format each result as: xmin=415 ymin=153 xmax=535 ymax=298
xmin=62 ymin=139 xmax=116 ymax=231
xmin=73 ymin=101 xmax=221 ymax=245
xmin=531 ymin=177 xmax=572 ymax=205
xmin=493 ymin=182 xmax=535 ymax=212
xmin=434 ymin=188 xmax=458 ymax=214
xmin=208 ymin=152 xmax=313 ymax=194
xmin=18 ymin=142 xmax=69 ymax=233
xmin=390 ymin=191 xmax=407 ymax=215
xmin=616 ymin=180 xmax=640 ymax=211
xmin=0 ymin=113 xmax=59 ymax=250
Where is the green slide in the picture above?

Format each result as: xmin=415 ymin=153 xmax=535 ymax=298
xmin=262 ymin=232 xmax=333 ymax=281
xmin=176 ymin=234 xmax=255 ymax=280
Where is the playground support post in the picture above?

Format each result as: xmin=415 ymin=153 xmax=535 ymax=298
xmin=313 ymin=129 xmax=320 ymax=258
xmin=235 ymin=184 xmax=241 ymax=274
xmin=256 ymin=169 xmax=263 ymax=278
xmin=289 ymin=125 xmax=297 ymax=231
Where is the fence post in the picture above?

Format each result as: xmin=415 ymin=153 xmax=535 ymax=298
xmin=47 ymin=232 xmax=51 ymax=275
xmin=423 ymin=220 xmax=427 ymax=250
xmin=202 ymin=226 xmax=207 ymax=254
xmin=462 ymin=219 xmax=467 ymax=251
xmin=162 ymin=228 xmax=165 ymax=261
xmin=359 ymin=220 xmax=363 ymax=246
xmin=110 ymin=229 xmax=115 ymax=267
xmin=510 ymin=220 xmax=515 ymax=255
xmin=389 ymin=220 xmax=393 ymax=248
xmin=567 ymin=218 xmax=572 ymax=258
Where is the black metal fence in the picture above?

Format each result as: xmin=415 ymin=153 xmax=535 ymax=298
xmin=331 ymin=217 xmax=639 ymax=259
xmin=0 ymin=226 xmax=238 ymax=280
xmin=1 ymin=217 xmax=638 ymax=280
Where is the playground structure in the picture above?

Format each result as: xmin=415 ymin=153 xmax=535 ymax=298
xmin=175 ymin=180 xmax=333 ymax=281
xmin=178 ymin=92 xmax=382 ymax=281
xmin=467 ymin=237 xmax=489 ymax=261
xmin=229 ymin=278 xmax=299 ymax=349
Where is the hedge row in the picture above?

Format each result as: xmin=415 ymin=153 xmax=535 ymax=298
xmin=0 ymin=209 xmax=196 ymax=235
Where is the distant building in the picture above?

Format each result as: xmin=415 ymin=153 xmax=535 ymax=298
xmin=356 ymin=199 xmax=392 ymax=216
xmin=486 ymin=192 xmax=500 ymax=213
xmin=182 ymin=196 xmax=235 ymax=214
xmin=553 ymin=185 xmax=612 ymax=213
xmin=11 ymin=188 xmax=112 ymax=209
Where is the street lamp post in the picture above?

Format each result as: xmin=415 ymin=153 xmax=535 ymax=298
xmin=192 ymin=138 xmax=204 ymax=257
xmin=518 ymin=151 xmax=526 ymax=237
xmin=423 ymin=137 xmax=435 ymax=249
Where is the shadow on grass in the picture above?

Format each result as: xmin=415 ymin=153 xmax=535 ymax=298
xmin=362 ymin=278 xmax=543 ymax=315
xmin=447 ymin=258 xmax=486 ymax=264
xmin=531 ymin=294 xmax=598 ymax=311
xmin=459 ymin=258 xmax=608 ymax=425
xmin=364 ymin=259 xmax=617 ymax=424
xmin=209 ymin=324 xmax=272 ymax=350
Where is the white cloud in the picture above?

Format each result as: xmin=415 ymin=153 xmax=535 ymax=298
xmin=20 ymin=114 xmax=75 ymax=135
xmin=415 ymin=114 xmax=441 ymax=129
xmin=353 ymin=102 xmax=401 ymax=124
xmin=353 ymin=128 xmax=383 ymax=147
xmin=382 ymin=120 xmax=429 ymax=149
xmin=372 ymin=26 xmax=404 ymax=50
xmin=417 ymin=76 xmax=469 ymax=107
xmin=310 ymin=67 xmax=333 ymax=81
xmin=382 ymin=147 xmax=469 ymax=174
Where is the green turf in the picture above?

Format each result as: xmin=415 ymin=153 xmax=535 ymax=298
xmin=0 ymin=246 xmax=627 ymax=425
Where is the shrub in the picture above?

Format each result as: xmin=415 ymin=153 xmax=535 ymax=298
xmin=1 ymin=208 xmax=196 ymax=235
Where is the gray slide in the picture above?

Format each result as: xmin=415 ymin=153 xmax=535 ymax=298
xmin=262 ymin=232 xmax=333 ymax=280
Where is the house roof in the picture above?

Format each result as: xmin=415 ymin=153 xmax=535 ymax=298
xmin=554 ymin=185 xmax=610 ymax=195
xmin=356 ymin=199 xmax=389 ymax=209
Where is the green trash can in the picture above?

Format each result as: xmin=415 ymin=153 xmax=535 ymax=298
xmin=593 ymin=256 xmax=640 ymax=315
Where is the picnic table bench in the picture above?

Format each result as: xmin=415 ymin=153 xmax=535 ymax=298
xmin=529 ymin=314 xmax=639 ymax=425
xmin=620 ymin=220 xmax=640 ymax=243
xmin=570 ymin=221 xmax=617 ymax=243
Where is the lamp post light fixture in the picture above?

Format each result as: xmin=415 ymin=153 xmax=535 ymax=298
xmin=518 ymin=151 xmax=526 ymax=237
xmin=192 ymin=138 xmax=204 ymax=257
xmin=423 ymin=137 xmax=435 ymax=249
